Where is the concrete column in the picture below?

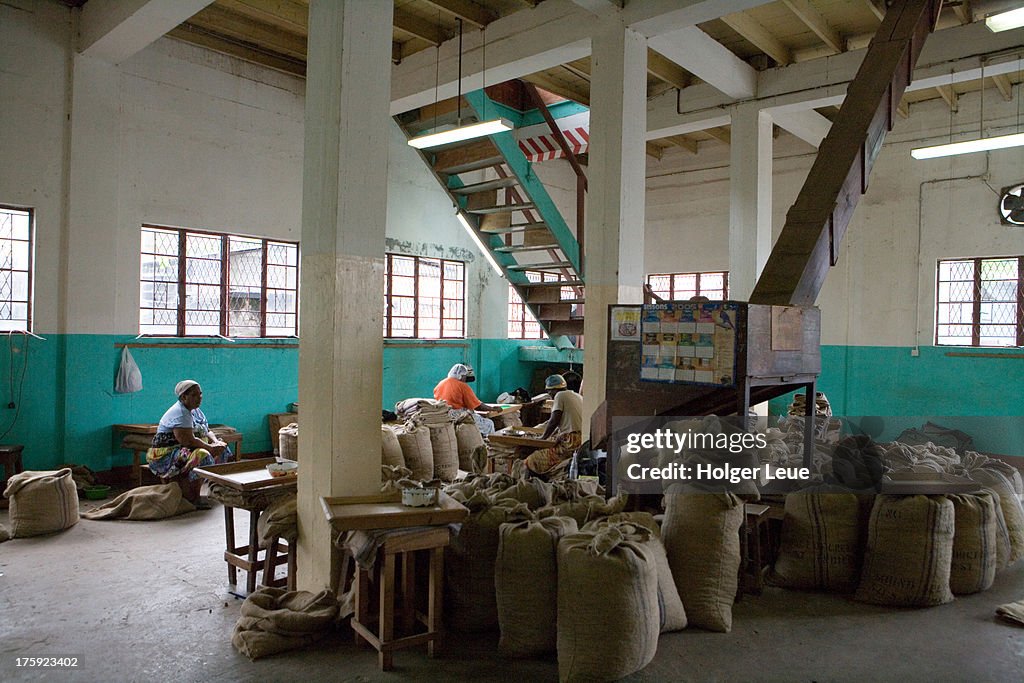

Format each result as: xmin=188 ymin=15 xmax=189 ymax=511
xmin=728 ymin=102 xmax=773 ymax=300
xmin=297 ymin=0 xmax=393 ymax=591
xmin=581 ymin=22 xmax=647 ymax=438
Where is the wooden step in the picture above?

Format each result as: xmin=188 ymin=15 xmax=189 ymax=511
xmin=494 ymin=243 xmax=558 ymax=254
xmin=467 ymin=203 xmax=535 ymax=215
xmin=432 ymin=139 xmax=503 ymax=175
xmin=537 ymin=303 xmax=576 ymax=320
xmin=546 ymin=319 xmax=585 ymax=336
xmin=479 ymin=221 xmax=547 ymax=234
xmin=523 ymin=281 xmax=584 ymax=304
xmin=508 ymin=261 xmax=571 ymax=271
xmin=451 ymin=177 xmax=519 ymax=195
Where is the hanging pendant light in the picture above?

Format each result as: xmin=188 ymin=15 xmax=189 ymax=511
xmin=408 ymin=19 xmax=512 ymax=150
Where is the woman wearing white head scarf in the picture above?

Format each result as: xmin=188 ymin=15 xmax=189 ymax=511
xmin=145 ymin=380 xmax=230 ymax=505
xmin=434 ymin=363 xmax=498 ymax=436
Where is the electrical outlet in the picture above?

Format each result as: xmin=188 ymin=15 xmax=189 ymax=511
xmin=910 ymin=348 xmax=920 ymax=357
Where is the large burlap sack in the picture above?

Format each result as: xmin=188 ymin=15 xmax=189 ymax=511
xmin=539 ymin=494 xmax=628 ymax=527
xmin=495 ymin=478 xmax=553 ymax=510
xmin=855 ymin=495 xmax=954 ymax=607
xmin=662 ymin=490 xmax=743 ymax=632
xmin=769 ymin=488 xmax=867 ymax=592
xmin=455 ymin=423 xmax=486 ymax=472
xmin=446 ymin=492 xmax=513 ymax=631
xmin=583 ymin=513 xmax=686 ymax=632
xmin=428 ymin=423 xmax=459 ymax=482
xmin=395 ymin=423 xmax=433 ymax=482
xmin=966 ymin=469 xmax=1024 ymax=564
xmin=948 ymin=491 xmax=998 ymax=595
xmin=278 ymin=423 xmax=298 ymax=462
xmin=496 ymin=509 xmax=578 ymax=656
xmin=4 ymin=468 xmax=79 ymax=537
xmin=557 ymin=525 xmax=660 ymax=682
xmin=381 ymin=426 xmax=404 ymax=468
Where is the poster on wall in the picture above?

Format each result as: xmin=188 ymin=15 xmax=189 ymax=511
xmin=640 ymin=302 xmax=739 ymax=386
xmin=610 ymin=306 xmax=641 ymax=341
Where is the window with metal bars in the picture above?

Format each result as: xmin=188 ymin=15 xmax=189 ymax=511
xmin=0 ymin=206 xmax=33 ymax=332
xmin=646 ymin=271 xmax=729 ymax=301
xmin=936 ymin=256 xmax=1024 ymax=347
xmin=139 ymin=226 xmax=298 ymax=337
xmin=507 ymin=270 xmax=573 ymax=339
xmin=383 ymin=254 xmax=465 ymax=339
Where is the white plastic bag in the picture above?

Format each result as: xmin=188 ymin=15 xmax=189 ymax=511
xmin=115 ymin=347 xmax=143 ymax=393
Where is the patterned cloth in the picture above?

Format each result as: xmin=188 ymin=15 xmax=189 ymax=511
xmin=146 ymin=414 xmax=230 ymax=481
xmin=525 ymin=431 xmax=582 ymax=475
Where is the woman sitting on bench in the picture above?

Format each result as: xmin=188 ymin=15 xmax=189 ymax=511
xmin=146 ymin=380 xmax=230 ymax=507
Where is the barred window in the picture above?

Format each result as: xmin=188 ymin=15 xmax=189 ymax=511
xmin=384 ymin=254 xmax=465 ymax=339
xmin=936 ymin=257 xmax=1023 ymax=347
xmin=647 ymin=270 xmax=728 ymax=301
xmin=508 ymin=270 xmax=576 ymax=339
xmin=0 ymin=206 xmax=33 ymax=332
xmin=139 ymin=226 xmax=298 ymax=337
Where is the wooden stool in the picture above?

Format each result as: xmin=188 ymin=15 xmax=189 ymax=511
xmin=262 ymin=535 xmax=297 ymax=591
xmin=0 ymin=444 xmax=24 ymax=509
xmin=351 ymin=526 xmax=450 ymax=671
xmin=740 ymin=503 xmax=773 ymax=596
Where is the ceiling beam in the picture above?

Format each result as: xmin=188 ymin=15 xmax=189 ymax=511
xmin=393 ymin=8 xmax=448 ymax=46
xmin=186 ymin=4 xmax=307 ymax=59
xmin=781 ymin=0 xmax=842 ymax=54
xmin=624 ymin=0 xmax=773 ymax=37
xmin=722 ymin=11 xmax=792 ymax=65
xmin=771 ymin=108 xmax=832 ymax=147
xmin=572 ymin=0 xmax=622 ymax=14
xmin=522 ymin=72 xmax=590 ymax=106
xmin=421 ymin=0 xmax=497 ymax=29
xmin=80 ymin=0 xmax=215 ymax=63
xmin=935 ymin=84 xmax=958 ymax=111
xmin=646 ymin=142 xmax=664 ymax=160
xmin=665 ymin=134 xmax=699 ymax=154
xmin=896 ymin=99 xmax=910 ymax=119
xmin=704 ymin=126 xmax=731 ymax=144
xmin=952 ymin=1 xmax=972 ymax=25
xmin=649 ymin=26 xmax=755 ymax=99
xmin=217 ymin=0 xmax=305 ymax=32
xmin=863 ymin=0 xmax=885 ymax=22
xmin=647 ymin=49 xmax=691 ymax=90
xmin=992 ymin=73 xmax=1013 ymax=102
xmin=167 ymin=24 xmax=305 ymax=76
xmin=562 ymin=61 xmax=591 ymax=81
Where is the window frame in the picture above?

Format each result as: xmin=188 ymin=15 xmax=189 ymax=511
xmin=646 ymin=270 xmax=729 ymax=301
xmin=935 ymin=255 xmax=1024 ymax=348
xmin=139 ymin=224 xmax=299 ymax=338
xmin=383 ymin=253 xmax=466 ymax=340
xmin=0 ymin=205 xmax=34 ymax=333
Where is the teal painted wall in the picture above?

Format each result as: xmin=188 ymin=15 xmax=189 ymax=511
xmin=768 ymin=345 xmax=1024 ymax=456
xmin=3 ymin=335 xmax=544 ymax=473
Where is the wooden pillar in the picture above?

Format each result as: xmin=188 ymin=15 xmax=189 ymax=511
xmin=582 ymin=21 xmax=647 ymax=439
xmin=296 ymin=0 xmax=393 ymax=591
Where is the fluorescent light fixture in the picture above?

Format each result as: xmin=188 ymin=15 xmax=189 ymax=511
xmin=911 ymin=132 xmax=1024 ymax=159
xmin=408 ymin=118 xmax=513 ymax=150
xmin=457 ymin=213 xmax=504 ymax=277
xmin=986 ymin=7 xmax=1024 ymax=32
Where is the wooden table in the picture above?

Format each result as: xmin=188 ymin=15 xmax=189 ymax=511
xmin=322 ymin=492 xmax=468 ymax=671
xmin=195 ymin=458 xmax=295 ymax=597
xmin=114 ymin=423 xmax=243 ymax=487
xmin=487 ymin=425 xmax=558 ymax=450
xmin=477 ymin=404 xmax=522 ymax=420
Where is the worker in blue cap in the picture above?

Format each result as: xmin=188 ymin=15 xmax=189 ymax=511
xmin=524 ymin=373 xmax=583 ymax=476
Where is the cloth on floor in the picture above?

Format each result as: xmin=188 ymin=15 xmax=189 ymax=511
xmin=82 ymin=483 xmax=195 ymax=520
xmin=232 ymin=587 xmax=340 ymax=660
xmin=996 ymin=599 xmax=1024 ymax=627
xmin=338 ymin=525 xmax=454 ymax=571
xmin=257 ymin=493 xmax=297 ymax=548
xmin=206 ymin=482 xmax=292 ymax=511
xmin=58 ymin=464 xmax=97 ymax=491
xmin=395 ymin=398 xmax=451 ymax=427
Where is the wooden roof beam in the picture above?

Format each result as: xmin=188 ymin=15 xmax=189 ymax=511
xmin=421 ymin=0 xmax=497 ymax=30
xmin=168 ymin=24 xmax=305 ymax=76
xmin=393 ymin=8 xmax=448 ymax=46
xmin=522 ymin=72 xmax=590 ymax=106
xmin=896 ymin=98 xmax=910 ymax=119
xmin=781 ymin=0 xmax=843 ymax=54
xmin=665 ymin=135 xmax=699 ymax=154
xmin=935 ymin=84 xmax=958 ymax=111
xmin=187 ymin=4 xmax=307 ymax=59
xmin=646 ymin=142 xmax=664 ymax=160
xmin=952 ymin=1 xmax=972 ymax=25
xmin=704 ymin=126 xmax=731 ymax=144
xmin=863 ymin=0 xmax=885 ymax=22
xmin=647 ymin=49 xmax=691 ymax=90
xmin=992 ymin=73 xmax=1013 ymax=102
xmin=722 ymin=11 xmax=792 ymax=66
xmin=218 ymin=0 xmax=306 ymax=32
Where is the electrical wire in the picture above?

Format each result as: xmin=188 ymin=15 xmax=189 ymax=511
xmin=0 ymin=331 xmax=30 ymax=442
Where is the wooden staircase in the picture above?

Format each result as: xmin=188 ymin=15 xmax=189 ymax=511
xmin=397 ymin=90 xmax=585 ymax=340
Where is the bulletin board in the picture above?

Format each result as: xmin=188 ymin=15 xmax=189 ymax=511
xmin=640 ymin=302 xmax=739 ymax=387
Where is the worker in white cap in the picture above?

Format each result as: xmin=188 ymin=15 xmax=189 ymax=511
xmin=524 ymin=374 xmax=583 ymax=477
xmin=433 ymin=363 xmax=500 ymax=436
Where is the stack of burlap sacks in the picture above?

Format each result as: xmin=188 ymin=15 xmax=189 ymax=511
xmin=382 ymin=398 xmax=487 ymax=483
xmin=769 ymin=447 xmax=1024 ymax=606
xmin=440 ymin=472 xmax=755 ymax=682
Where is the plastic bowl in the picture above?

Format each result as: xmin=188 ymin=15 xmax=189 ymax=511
xmin=267 ymin=461 xmax=299 ymax=478
xmin=83 ymin=484 xmax=111 ymax=500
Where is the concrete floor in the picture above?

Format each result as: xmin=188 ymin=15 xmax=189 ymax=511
xmin=1 ymin=498 xmax=1023 ymax=682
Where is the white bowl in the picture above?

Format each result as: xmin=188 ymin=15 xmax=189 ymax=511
xmin=401 ymin=487 xmax=438 ymax=507
xmin=267 ymin=461 xmax=298 ymax=477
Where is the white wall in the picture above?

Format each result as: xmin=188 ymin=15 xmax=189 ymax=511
xmin=644 ymin=91 xmax=1024 ymax=347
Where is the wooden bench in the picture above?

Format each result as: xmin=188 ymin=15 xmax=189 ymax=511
xmin=114 ymin=424 xmax=243 ymax=487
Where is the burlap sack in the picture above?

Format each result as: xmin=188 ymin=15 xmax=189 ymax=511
xmin=583 ymin=513 xmax=686 ymax=632
xmin=495 ymin=478 xmax=553 ymax=510
xmin=539 ymin=494 xmax=628 ymax=527
xmin=455 ymin=423 xmax=486 ymax=472
xmin=557 ymin=525 xmax=660 ymax=682
xmin=662 ymin=490 xmax=743 ymax=632
xmin=948 ymin=491 xmax=998 ymax=595
xmin=855 ymin=494 xmax=954 ymax=607
xmin=278 ymin=423 xmax=298 ymax=462
xmin=966 ymin=469 xmax=1024 ymax=564
xmin=496 ymin=509 xmax=578 ymax=656
xmin=232 ymin=587 xmax=339 ymax=660
xmin=428 ymin=423 xmax=459 ymax=482
xmin=445 ymin=493 xmax=513 ymax=631
xmin=381 ymin=425 xmax=404 ymax=468
xmin=769 ymin=488 xmax=866 ymax=592
xmin=4 ymin=468 xmax=79 ymax=537
xmin=395 ymin=423 xmax=433 ymax=482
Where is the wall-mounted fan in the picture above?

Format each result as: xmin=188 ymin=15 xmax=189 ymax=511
xmin=1000 ymin=183 xmax=1024 ymax=226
